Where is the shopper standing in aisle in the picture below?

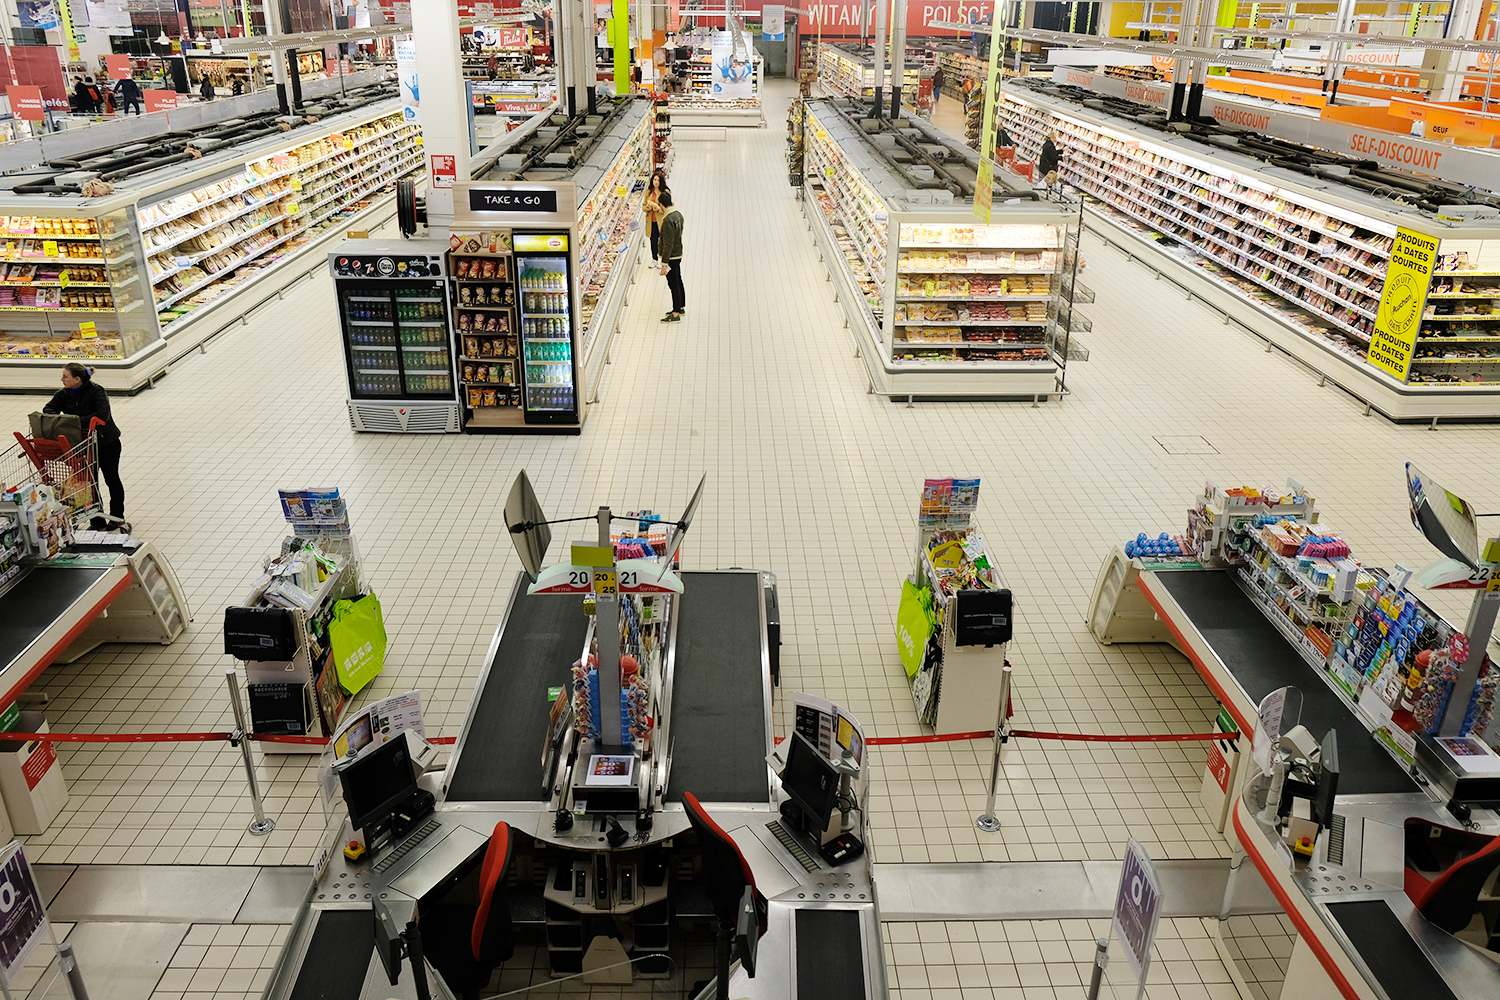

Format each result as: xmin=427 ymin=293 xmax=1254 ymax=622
xmin=657 ymin=192 xmax=685 ymax=323
xmin=115 ymin=75 xmax=142 ymax=115
xmin=1039 ymin=131 xmax=1061 ymax=192
xmin=200 ymin=76 xmax=215 ymax=102
xmin=643 ymin=171 xmax=669 ymax=268
xmin=930 ymin=65 xmax=943 ymax=109
xmin=44 ymin=364 xmax=125 ymax=531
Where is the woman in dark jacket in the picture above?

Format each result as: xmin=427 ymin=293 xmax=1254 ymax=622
xmin=43 ymin=363 xmax=124 ymax=530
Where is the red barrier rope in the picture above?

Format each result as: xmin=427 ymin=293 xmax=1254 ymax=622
xmin=0 ymin=728 xmax=1233 ymax=747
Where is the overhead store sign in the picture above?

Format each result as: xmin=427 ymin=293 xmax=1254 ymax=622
xmin=1367 ymin=226 xmax=1437 ymax=381
xmin=1045 ymin=69 xmax=1498 ymax=191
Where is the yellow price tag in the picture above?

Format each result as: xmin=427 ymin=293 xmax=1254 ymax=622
xmin=286 ymin=203 xmax=300 ymax=216
xmin=42 ymin=240 xmax=58 ymax=258
xmin=592 ymin=569 xmax=618 ymax=595
xmin=290 ymin=177 xmax=303 ymax=191
xmin=343 ymin=137 xmax=354 ymax=151
xmin=58 ymin=271 xmax=69 ymax=289
xmin=616 ymin=185 xmax=627 ymax=198
xmin=78 ymin=321 xmax=97 ymax=339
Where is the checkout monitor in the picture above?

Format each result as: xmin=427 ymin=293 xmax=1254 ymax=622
xmin=339 ymin=737 xmax=417 ymax=833
xmin=782 ymin=731 xmax=840 ymax=833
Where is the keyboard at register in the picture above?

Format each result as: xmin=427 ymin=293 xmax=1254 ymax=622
xmin=373 ymin=819 xmax=440 ymax=874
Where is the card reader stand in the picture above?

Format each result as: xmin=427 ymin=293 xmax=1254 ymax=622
xmin=366 ymin=789 xmax=436 ymax=854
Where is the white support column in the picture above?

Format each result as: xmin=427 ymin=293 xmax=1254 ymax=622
xmin=872 ymin=0 xmax=886 ymax=114
xmin=412 ymin=0 xmax=468 ymax=233
xmin=574 ymin=0 xmax=596 ymax=112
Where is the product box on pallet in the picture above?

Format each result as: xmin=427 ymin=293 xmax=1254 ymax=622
xmin=0 ymin=712 xmax=68 ymax=835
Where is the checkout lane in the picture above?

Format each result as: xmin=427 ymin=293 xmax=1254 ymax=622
xmin=1130 ymin=566 xmax=1500 ymax=1000
xmin=264 ymin=565 xmax=888 ymax=1000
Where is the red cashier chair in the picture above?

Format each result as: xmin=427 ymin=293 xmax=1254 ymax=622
xmin=1404 ymin=818 xmax=1500 ymax=942
xmin=419 ymin=820 xmax=515 ymax=1000
xmin=684 ymin=792 xmax=768 ymax=999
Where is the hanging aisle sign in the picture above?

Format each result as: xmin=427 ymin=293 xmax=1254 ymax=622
xmin=1367 ymin=226 xmax=1437 ymax=381
xmin=973 ymin=13 xmax=1008 ymax=223
xmin=763 ymin=4 xmax=785 ymax=41
xmin=395 ymin=34 xmax=420 ymax=125
xmin=710 ymin=30 xmax=753 ymax=100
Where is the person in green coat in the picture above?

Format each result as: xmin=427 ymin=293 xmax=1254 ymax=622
xmin=657 ymin=192 xmax=686 ymax=322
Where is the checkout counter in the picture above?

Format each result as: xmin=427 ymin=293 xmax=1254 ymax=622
xmin=260 ymin=567 xmax=889 ymax=1000
xmin=1119 ymin=564 xmax=1500 ymax=1000
xmin=0 ymin=541 xmax=188 ymax=711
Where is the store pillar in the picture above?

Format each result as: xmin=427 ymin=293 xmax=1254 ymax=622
xmin=413 ymin=1 xmax=469 ymax=233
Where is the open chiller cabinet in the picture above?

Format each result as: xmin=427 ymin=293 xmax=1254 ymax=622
xmin=0 ymin=204 xmax=156 ymax=372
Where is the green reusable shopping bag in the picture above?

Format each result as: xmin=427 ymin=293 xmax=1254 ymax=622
xmin=896 ymin=580 xmax=935 ymax=679
xmin=328 ymin=593 xmax=387 ymax=695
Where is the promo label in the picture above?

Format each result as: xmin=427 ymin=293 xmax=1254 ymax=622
xmin=1367 ymin=226 xmax=1437 ymax=381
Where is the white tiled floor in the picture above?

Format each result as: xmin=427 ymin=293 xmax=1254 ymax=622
xmin=1 ymin=76 xmax=1499 ymax=995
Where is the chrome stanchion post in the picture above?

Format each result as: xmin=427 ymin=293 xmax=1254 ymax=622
xmin=975 ymin=662 xmax=1012 ymax=833
xmin=57 ymin=941 xmax=88 ymax=1000
xmin=225 ymin=668 xmax=276 ymax=836
xmin=1086 ymin=937 xmax=1109 ymax=1000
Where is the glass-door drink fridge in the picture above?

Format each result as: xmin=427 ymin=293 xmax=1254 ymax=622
xmin=329 ymin=240 xmax=460 ymax=433
xmin=513 ymin=232 xmax=581 ymax=425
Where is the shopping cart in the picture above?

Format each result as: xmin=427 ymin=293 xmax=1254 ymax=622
xmin=3 ymin=420 xmax=130 ymax=534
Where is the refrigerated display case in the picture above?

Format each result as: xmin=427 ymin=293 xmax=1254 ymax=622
xmin=0 ymin=87 xmax=424 ymax=392
xmin=513 ymin=233 xmax=580 ymax=424
xmin=329 ymin=240 xmax=460 ymax=433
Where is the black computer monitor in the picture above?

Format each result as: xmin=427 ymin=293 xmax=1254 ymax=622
xmin=373 ymin=898 xmax=403 ymax=986
xmin=338 ymin=737 xmax=417 ymax=833
xmin=1314 ymin=728 xmax=1339 ymax=828
xmin=781 ymin=731 xmax=840 ymax=834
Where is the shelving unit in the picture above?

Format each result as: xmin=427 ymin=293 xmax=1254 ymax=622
xmin=802 ymin=99 xmax=1073 ymax=400
xmin=0 ymin=212 xmax=148 ymax=362
xmin=996 ymin=82 xmax=1500 ymax=420
xmin=576 ymin=109 xmax=650 ymax=352
xmin=818 ymin=45 xmax=921 ymax=100
xmin=141 ymin=111 xmax=422 ymax=332
xmin=1415 ymin=254 xmax=1500 ymax=383
xmin=669 ymin=48 xmax=764 ymax=126
xmin=452 ymin=249 xmax=521 ymax=429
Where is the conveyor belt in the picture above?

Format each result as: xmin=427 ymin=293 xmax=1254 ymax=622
xmin=666 ymin=570 xmax=770 ymax=803
xmin=0 ymin=567 xmax=108 ymax=673
xmin=1326 ymin=900 xmax=1460 ymax=1000
xmin=288 ymin=909 xmax=373 ymax=1000
xmin=796 ymin=909 xmax=867 ymax=1000
xmin=444 ymin=576 xmax=588 ymax=802
xmin=1155 ymin=570 xmax=1414 ymax=796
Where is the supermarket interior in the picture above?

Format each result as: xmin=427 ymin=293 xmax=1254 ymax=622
xmin=4 ymin=2 xmax=1500 ymax=1000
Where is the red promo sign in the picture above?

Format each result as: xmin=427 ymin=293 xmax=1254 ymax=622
xmin=7 ymin=86 xmax=44 ymax=121
xmin=499 ymin=26 xmax=526 ymax=47
xmin=144 ymin=89 xmax=178 ymax=112
xmin=430 ymin=154 xmax=456 ymax=189
xmin=21 ymin=740 xmax=57 ymax=790
xmin=1205 ymin=741 xmax=1231 ymax=793
xmin=106 ymin=54 xmax=133 ymax=81
xmin=791 ymin=1 xmax=997 ymax=37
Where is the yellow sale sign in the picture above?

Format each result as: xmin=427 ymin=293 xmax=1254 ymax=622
xmin=1367 ymin=226 xmax=1437 ymax=381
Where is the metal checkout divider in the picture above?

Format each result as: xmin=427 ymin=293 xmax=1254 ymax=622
xmin=262 ymin=491 xmax=888 ymax=999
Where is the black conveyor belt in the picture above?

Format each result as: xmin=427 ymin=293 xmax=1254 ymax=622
xmin=1326 ymin=900 xmax=1460 ymax=1000
xmin=288 ymin=910 xmax=373 ymax=1000
xmin=1155 ymin=570 xmax=1414 ymax=796
xmin=666 ymin=571 xmax=769 ymax=803
xmin=0 ymin=566 xmax=109 ymax=673
xmin=445 ymin=576 xmax=588 ymax=802
xmin=796 ymin=909 xmax=867 ymax=1000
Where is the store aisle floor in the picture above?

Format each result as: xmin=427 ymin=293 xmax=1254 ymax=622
xmin=0 ymin=77 xmax=1498 ymax=999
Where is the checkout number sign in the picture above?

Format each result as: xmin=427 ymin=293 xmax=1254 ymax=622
xmin=1111 ymin=838 xmax=1163 ymax=987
